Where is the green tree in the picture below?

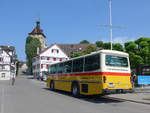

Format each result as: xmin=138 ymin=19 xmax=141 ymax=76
xmin=96 ymin=41 xmax=103 ymax=48
xmin=80 ymin=40 xmax=90 ymax=44
xmin=70 ymin=53 xmax=82 ymax=58
xmin=129 ymin=52 xmax=144 ymax=68
xmin=81 ymin=45 xmax=96 ymax=55
xmin=103 ymin=42 xmax=111 ymax=49
xmin=113 ymin=43 xmax=124 ymax=51
xmin=124 ymin=37 xmax=150 ymax=69
xmin=25 ymin=37 xmax=41 ymax=74
xmin=124 ymin=41 xmax=138 ymax=53
xmin=135 ymin=37 xmax=150 ymax=46
xmin=135 ymin=37 xmax=150 ymax=64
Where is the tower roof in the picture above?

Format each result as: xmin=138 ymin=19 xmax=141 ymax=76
xmin=29 ymin=20 xmax=46 ymax=38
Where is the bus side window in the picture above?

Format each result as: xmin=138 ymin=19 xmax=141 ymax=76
xmin=64 ymin=61 xmax=72 ymax=73
xmin=51 ymin=64 xmax=58 ymax=74
xmin=73 ymin=58 xmax=84 ymax=72
xmin=50 ymin=65 xmax=55 ymax=74
xmin=57 ymin=63 xmax=64 ymax=73
xmin=84 ymin=54 xmax=100 ymax=72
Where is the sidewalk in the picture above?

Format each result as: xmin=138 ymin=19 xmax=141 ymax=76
xmin=134 ymin=86 xmax=150 ymax=93
xmin=106 ymin=87 xmax=150 ymax=105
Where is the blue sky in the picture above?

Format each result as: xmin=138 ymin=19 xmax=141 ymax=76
xmin=0 ymin=0 xmax=150 ymax=61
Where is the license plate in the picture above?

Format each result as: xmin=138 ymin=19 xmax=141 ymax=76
xmin=108 ymin=84 xmax=115 ymax=87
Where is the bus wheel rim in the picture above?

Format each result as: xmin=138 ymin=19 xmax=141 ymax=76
xmin=73 ymin=86 xmax=78 ymax=95
xmin=51 ymin=82 xmax=54 ymax=89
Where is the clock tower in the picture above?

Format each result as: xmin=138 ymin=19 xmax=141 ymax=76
xmin=28 ymin=20 xmax=46 ymax=49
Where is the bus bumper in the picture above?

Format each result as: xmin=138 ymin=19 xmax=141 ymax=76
xmin=103 ymin=88 xmax=133 ymax=94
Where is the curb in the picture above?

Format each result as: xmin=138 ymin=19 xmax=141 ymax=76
xmin=104 ymin=96 xmax=150 ymax=105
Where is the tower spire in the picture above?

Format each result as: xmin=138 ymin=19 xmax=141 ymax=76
xmin=36 ymin=18 xmax=40 ymax=28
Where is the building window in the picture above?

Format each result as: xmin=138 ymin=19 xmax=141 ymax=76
xmin=2 ymin=66 xmax=5 ymax=70
xmin=46 ymin=64 xmax=49 ymax=69
xmin=0 ymin=57 xmax=3 ymax=62
xmin=41 ymin=56 xmax=46 ymax=60
xmin=60 ymin=58 xmax=62 ymax=61
xmin=33 ymin=58 xmax=36 ymax=62
xmin=51 ymin=49 xmax=59 ymax=54
xmin=47 ymin=57 xmax=50 ymax=60
xmin=41 ymin=64 xmax=43 ymax=69
xmin=0 ymin=50 xmax=3 ymax=54
xmin=34 ymin=65 xmax=36 ymax=69
xmin=1 ymin=73 xmax=5 ymax=78
xmin=51 ymin=49 xmax=54 ymax=53
xmin=53 ymin=58 xmax=56 ymax=61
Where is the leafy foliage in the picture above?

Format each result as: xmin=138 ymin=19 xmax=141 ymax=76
xmin=128 ymin=52 xmax=144 ymax=68
xmin=82 ymin=45 xmax=96 ymax=55
xmin=70 ymin=45 xmax=96 ymax=58
xmin=78 ymin=38 xmax=150 ymax=69
xmin=96 ymin=41 xmax=103 ymax=48
xmin=112 ymin=43 xmax=124 ymax=51
xmin=103 ymin=42 xmax=111 ymax=49
xmin=25 ymin=36 xmax=41 ymax=74
xmin=124 ymin=37 xmax=150 ymax=68
xmin=80 ymin=40 xmax=90 ymax=44
xmin=95 ymin=38 xmax=150 ymax=69
xmin=124 ymin=41 xmax=138 ymax=53
xmin=70 ymin=53 xmax=82 ymax=58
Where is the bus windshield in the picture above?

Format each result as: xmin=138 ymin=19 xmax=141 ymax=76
xmin=105 ymin=55 xmax=128 ymax=67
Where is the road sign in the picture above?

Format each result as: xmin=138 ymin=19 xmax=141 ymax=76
xmin=138 ymin=76 xmax=150 ymax=84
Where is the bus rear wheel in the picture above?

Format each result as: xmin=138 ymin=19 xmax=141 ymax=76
xmin=72 ymin=83 xmax=80 ymax=97
xmin=50 ymin=81 xmax=55 ymax=90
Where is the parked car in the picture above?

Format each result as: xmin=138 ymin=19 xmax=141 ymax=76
xmin=41 ymin=74 xmax=47 ymax=81
xmin=36 ymin=75 xmax=42 ymax=80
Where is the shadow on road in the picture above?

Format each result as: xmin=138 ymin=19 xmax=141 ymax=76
xmin=43 ymin=88 xmax=124 ymax=104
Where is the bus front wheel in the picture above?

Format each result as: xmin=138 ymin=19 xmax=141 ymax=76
xmin=72 ymin=83 xmax=80 ymax=97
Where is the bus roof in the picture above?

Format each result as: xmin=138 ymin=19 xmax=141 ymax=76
xmin=50 ymin=50 xmax=129 ymax=66
xmin=99 ymin=50 xmax=129 ymax=56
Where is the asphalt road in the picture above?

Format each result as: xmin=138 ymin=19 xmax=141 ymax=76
xmin=0 ymin=75 xmax=150 ymax=113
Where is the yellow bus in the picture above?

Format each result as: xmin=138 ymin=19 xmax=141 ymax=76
xmin=47 ymin=50 xmax=132 ymax=97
